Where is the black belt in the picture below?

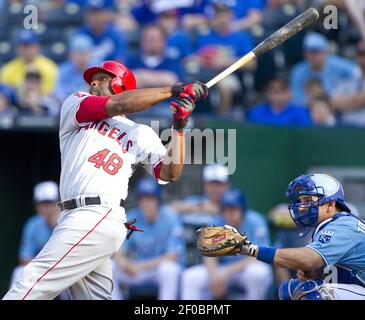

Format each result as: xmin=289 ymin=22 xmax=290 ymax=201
xmin=57 ymin=196 xmax=125 ymax=211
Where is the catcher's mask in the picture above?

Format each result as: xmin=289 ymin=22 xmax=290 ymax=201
xmin=285 ymin=174 xmax=350 ymax=237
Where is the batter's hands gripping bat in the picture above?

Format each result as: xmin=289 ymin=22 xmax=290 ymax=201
xmin=205 ymin=7 xmax=320 ymax=88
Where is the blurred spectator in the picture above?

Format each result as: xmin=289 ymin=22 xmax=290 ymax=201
xmin=309 ymin=97 xmax=336 ymax=127
xmin=157 ymin=8 xmax=193 ymax=60
xmin=10 ymin=182 xmax=60 ymax=287
xmin=170 ymin=164 xmax=229 ymax=215
xmin=0 ymin=30 xmax=58 ymax=95
xmin=112 ymin=177 xmax=185 ymax=300
xmin=127 ymin=24 xmax=182 ymax=88
xmin=131 ymin=0 xmax=196 ymax=25
xmin=181 ymin=0 xmax=264 ymax=32
xmin=190 ymin=3 xmax=255 ymax=114
xmin=17 ymin=68 xmax=60 ymax=117
xmin=345 ymin=0 xmax=365 ymax=46
xmin=181 ymin=188 xmax=272 ymax=300
xmin=248 ymin=75 xmax=313 ymax=127
xmin=205 ymin=0 xmax=264 ymax=32
xmin=268 ymin=203 xmax=311 ymax=290
xmin=53 ymin=34 xmax=95 ymax=101
xmin=331 ymin=44 xmax=365 ymax=127
xmin=0 ymin=84 xmax=17 ymax=117
xmin=76 ymin=0 xmax=127 ymax=62
xmin=290 ymin=32 xmax=360 ymax=106
xmin=113 ymin=1 xmax=140 ymax=34
xmin=304 ymin=78 xmax=326 ymax=103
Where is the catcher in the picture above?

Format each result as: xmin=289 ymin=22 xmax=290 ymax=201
xmin=197 ymin=174 xmax=365 ymax=300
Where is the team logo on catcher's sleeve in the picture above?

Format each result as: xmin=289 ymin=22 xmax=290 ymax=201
xmin=318 ymin=230 xmax=334 ymax=244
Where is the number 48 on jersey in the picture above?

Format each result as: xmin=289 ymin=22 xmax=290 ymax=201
xmin=88 ymin=149 xmax=123 ymax=175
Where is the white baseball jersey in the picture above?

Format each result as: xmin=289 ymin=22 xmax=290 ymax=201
xmin=59 ymin=91 xmax=167 ymax=205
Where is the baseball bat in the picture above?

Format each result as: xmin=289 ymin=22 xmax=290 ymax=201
xmin=205 ymin=7 xmax=320 ymax=88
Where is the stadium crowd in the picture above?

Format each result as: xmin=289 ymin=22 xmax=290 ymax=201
xmin=1 ymin=0 xmax=365 ymax=127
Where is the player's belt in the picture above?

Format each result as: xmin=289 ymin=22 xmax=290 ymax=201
xmin=57 ymin=196 xmax=125 ymax=211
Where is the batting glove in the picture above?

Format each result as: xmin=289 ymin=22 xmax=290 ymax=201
xmin=171 ymin=81 xmax=209 ymax=101
xmin=171 ymin=96 xmax=196 ymax=130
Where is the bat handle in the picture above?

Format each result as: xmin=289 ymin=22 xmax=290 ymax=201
xmin=205 ymin=51 xmax=256 ymax=89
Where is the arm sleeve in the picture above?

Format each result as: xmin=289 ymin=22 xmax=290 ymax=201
xmin=306 ymin=225 xmax=354 ymax=266
xmin=59 ymin=92 xmax=110 ymax=135
xmin=18 ymin=220 xmax=38 ymax=261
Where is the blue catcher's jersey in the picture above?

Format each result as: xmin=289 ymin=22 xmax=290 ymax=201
xmin=306 ymin=212 xmax=365 ymax=287
xmin=123 ymin=205 xmax=186 ymax=266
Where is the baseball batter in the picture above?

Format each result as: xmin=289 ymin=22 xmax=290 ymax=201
xmin=199 ymin=174 xmax=365 ymax=300
xmin=3 ymin=60 xmax=208 ymax=300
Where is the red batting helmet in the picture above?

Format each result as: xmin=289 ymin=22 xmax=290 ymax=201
xmin=83 ymin=60 xmax=137 ymax=94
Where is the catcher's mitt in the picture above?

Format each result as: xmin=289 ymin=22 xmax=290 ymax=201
xmin=196 ymin=225 xmax=247 ymax=257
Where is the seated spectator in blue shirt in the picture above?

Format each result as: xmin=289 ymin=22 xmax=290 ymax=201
xmin=248 ymin=75 xmax=313 ymax=127
xmin=112 ymin=177 xmax=185 ymax=300
xmin=181 ymin=0 xmax=265 ymax=32
xmin=54 ymin=34 xmax=96 ymax=102
xmin=290 ymin=32 xmax=360 ymax=106
xmin=127 ymin=24 xmax=183 ymax=88
xmin=10 ymin=182 xmax=60 ymax=287
xmin=181 ymin=188 xmax=272 ymax=300
xmin=131 ymin=1 xmax=197 ymax=25
xmin=76 ymin=0 xmax=127 ymax=62
xmin=156 ymin=8 xmax=193 ymax=60
xmin=204 ymin=0 xmax=264 ymax=31
xmin=191 ymin=3 xmax=255 ymax=115
xmin=170 ymin=164 xmax=230 ymax=220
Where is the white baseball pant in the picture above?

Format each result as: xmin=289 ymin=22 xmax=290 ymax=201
xmin=181 ymin=260 xmax=273 ymax=300
xmin=111 ymin=259 xmax=181 ymax=300
xmin=319 ymin=283 xmax=365 ymax=300
xmin=3 ymin=205 xmax=127 ymax=300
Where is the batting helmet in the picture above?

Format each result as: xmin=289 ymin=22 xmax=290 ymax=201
xmin=83 ymin=60 xmax=137 ymax=94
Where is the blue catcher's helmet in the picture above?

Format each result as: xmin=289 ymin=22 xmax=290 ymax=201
xmin=285 ymin=174 xmax=350 ymax=237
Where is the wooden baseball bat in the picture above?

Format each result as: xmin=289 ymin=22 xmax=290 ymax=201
xmin=205 ymin=7 xmax=320 ymax=88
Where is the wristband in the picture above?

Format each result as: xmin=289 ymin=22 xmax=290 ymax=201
xmin=257 ymin=246 xmax=277 ymax=264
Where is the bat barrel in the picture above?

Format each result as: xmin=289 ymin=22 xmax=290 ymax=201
xmin=253 ymin=7 xmax=319 ymax=57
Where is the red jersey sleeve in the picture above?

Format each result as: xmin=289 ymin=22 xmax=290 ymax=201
xmin=75 ymin=95 xmax=111 ymax=124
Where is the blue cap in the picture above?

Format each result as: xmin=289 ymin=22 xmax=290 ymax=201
xmin=303 ymin=32 xmax=328 ymax=51
xmin=15 ymin=29 xmax=39 ymax=45
xmin=69 ymin=34 xmax=94 ymax=52
xmin=136 ymin=177 xmax=161 ymax=199
xmin=220 ymin=188 xmax=247 ymax=211
xmin=85 ymin=0 xmax=114 ymax=10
